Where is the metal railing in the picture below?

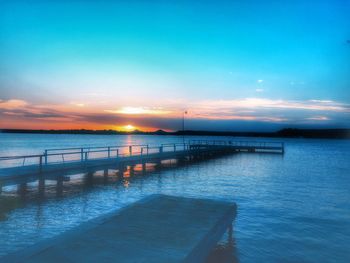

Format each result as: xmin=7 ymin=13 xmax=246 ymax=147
xmin=0 ymin=144 xmax=146 ymax=169
xmin=43 ymin=144 xmax=149 ymax=164
xmin=0 ymin=143 xmax=194 ymax=170
xmin=189 ymin=140 xmax=284 ymax=148
xmin=0 ymin=140 xmax=284 ymax=171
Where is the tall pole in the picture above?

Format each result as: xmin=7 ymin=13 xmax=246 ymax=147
xmin=182 ymin=111 xmax=187 ymax=144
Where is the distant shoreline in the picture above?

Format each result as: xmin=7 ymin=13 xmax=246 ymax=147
xmin=1 ymin=128 xmax=349 ymax=139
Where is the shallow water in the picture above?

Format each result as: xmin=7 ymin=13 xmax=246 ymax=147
xmin=0 ymin=133 xmax=349 ymax=262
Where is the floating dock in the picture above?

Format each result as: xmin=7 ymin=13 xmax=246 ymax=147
xmin=1 ymin=194 xmax=237 ymax=263
xmin=0 ymin=140 xmax=284 ymax=196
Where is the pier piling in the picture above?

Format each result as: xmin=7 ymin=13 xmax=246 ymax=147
xmin=129 ymin=165 xmax=135 ymax=176
xmin=103 ymin=169 xmax=108 ymax=183
xmin=118 ymin=165 xmax=125 ymax=177
xmin=17 ymin=183 xmax=27 ymax=198
xmin=142 ymin=162 xmax=146 ymax=173
xmin=38 ymin=177 xmax=45 ymax=196
xmin=56 ymin=176 xmax=63 ymax=196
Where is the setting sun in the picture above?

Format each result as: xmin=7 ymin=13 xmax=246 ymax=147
xmin=124 ymin=124 xmax=135 ymax=131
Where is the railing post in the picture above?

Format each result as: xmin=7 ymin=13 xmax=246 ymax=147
xmin=159 ymin=146 xmax=163 ymax=154
xmin=129 ymin=146 xmax=132 ymax=156
xmin=38 ymin=155 xmax=45 ymax=195
xmin=81 ymin=148 xmax=84 ymax=162
xmin=116 ymin=149 xmax=119 ymax=158
xmin=108 ymin=147 xmax=111 ymax=158
xmin=141 ymin=148 xmax=144 ymax=156
xmin=147 ymin=145 xmax=149 ymax=155
xmin=44 ymin=150 xmax=48 ymax=165
xmin=85 ymin=152 xmax=88 ymax=161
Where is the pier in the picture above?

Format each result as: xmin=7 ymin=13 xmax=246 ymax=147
xmin=0 ymin=140 xmax=284 ymax=197
xmin=0 ymin=194 xmax=237 ymax=263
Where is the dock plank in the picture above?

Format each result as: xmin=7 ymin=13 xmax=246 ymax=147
xmin=1 ymin=194 xmax=237 ymax=263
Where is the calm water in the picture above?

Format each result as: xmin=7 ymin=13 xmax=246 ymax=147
xmin=0 ymin=133 xmax=350 ymax=262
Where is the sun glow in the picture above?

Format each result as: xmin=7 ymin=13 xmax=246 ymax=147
xmin=123 ymin=124 xmax=136 ymax=131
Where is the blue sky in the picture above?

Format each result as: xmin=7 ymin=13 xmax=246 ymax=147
xmin=0 ymin=0 xmax=349 ymax=131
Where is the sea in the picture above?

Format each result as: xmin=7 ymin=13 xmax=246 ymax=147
xmin=0 ymin=133 xmax=349 ymax=262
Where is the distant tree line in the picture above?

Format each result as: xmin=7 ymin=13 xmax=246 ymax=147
xmin=1 ymin=128 xmax=349 ymax=139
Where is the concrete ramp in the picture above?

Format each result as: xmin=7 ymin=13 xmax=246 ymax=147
xmin=2 ymin=194 xmax=237 ymax=263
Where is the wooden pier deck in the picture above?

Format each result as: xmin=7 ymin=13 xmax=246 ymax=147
xmin=0 ymin=194 xmax=237 ymax=263
xmin=0 ymin=140 xmax=284 ymax=195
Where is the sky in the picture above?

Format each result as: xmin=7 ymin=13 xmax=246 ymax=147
xmin=0 ymin=0 xmax=349 ymax=131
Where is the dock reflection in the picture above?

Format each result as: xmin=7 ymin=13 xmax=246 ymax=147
xmin=206 ymin=227 xmax=239 ymax=263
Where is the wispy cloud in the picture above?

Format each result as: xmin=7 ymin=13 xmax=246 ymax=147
xmin=179 ymin=98 xmax=350 ymax=125
xmin=0 ymin=97 xmax=349 ymax=130
xmin=104 ymin=107 xmax=170 ymax=115
xmin=193 ymin=98 xmax=350 ymax=112
xmin=309 ymin=100 xmax=333 ymax=103
xmin=0 ymin=99 xmax=28 ymax=109
xmin=70 ymin=102 xmax=85 ymax=107
xmin=306 ymin=116 xmax=330 ymax=121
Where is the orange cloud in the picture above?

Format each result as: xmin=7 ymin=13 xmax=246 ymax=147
xmin=105 ymin=106 xmax=170 ymax=115
xmin=0 ymin=99 xmax=28 ymax=109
